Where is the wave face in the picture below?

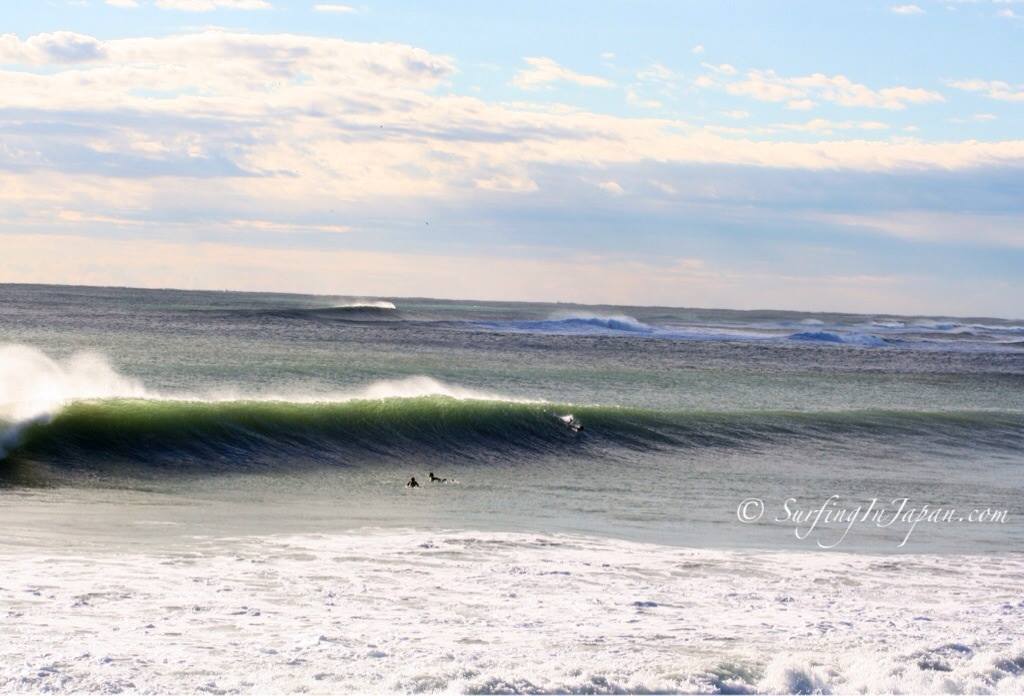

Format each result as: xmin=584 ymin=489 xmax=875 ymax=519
xmin=5 ymin=396 xmax=1023 ymax=479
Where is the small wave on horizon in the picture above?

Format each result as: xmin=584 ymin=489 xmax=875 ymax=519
xmin=330 ymin=299 xmax=396 ymax=310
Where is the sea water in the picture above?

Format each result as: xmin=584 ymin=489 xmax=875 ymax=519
xmin=1 ymin=283 xmax=1022 ymax=693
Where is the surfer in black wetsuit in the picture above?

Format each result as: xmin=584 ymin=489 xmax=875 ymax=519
xmin=407 ymin=476 xmax=420 ymax=488
xmin=428 ymin=471 xmax=447 ymax=483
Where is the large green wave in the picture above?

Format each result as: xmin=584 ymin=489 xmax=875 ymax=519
xmin=2 ymin=397 xmax=1022 ymax=479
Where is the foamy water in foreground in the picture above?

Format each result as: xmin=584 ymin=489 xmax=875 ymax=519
xmin=2 ymin=530 xmax=1023 ymax=694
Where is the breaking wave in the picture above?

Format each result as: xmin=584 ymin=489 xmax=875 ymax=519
xmin=4 ymin=396 xmax=1023 ymax=480
xmin=3 ymin=344 xmax=1022 ymax=483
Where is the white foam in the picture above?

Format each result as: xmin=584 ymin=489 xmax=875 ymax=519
xmin=0 ymin=344 xmax=149 ymax=455
xmin=1 ymin=530 xmax=1020 ymax=694
xmin=0 ymin=344 xmax=148 ymax=423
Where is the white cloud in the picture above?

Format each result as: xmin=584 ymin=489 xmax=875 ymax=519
xmin=598 ymin=181 xmax=625 ymax=195
xmin=474 ymin=174 xmax=538 ymax=193
xmin=691 ymin=44 xmax=704 ymax=54
xmin=626 ymin=88 xmax=662 ymax=109
xmin=313 ymin=3 xmax=356 ymax=12
xmin=701 ymin=62 xmax=737 ymax=76
xmin=776 ymin=119 xmax=889 ymax=134
xmin=155 ymin=0 xmax=271 ymax=10
xmin=890 ymin=4 xmax=925 ymax=14
xmin=697 ymin=66 xmax=944 ymax=110
xmin=106 ymin=0 xmax=139 ymax=6
xmin=949 ymin=78 xmax=1024 ymax=101
xmin=511 ymin=57 xmax=613 ymax=90
xmin=0 ymin=31 xmax=107 ymax=63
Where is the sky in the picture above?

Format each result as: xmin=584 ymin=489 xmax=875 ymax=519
xmin=1 ymin=0 xmax=1022 ymax=317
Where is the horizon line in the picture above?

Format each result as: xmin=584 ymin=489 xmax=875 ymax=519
xmin=2 ymin=280 xmax=1019 ymax=324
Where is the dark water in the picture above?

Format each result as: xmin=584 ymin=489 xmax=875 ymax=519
xmin=1 ymin=282 xmax=1022 ymax=552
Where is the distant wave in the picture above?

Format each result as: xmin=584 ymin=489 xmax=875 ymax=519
xmin=788 ymin=331 xmax=888 ymax=347
xmin=206 ymin=305 xmax=401 ymax=321
xmin=475 ymin=313 xmax=656 ymax=335
xmin=332 ymin=300 xmax=396 ymax=310
xmin=470 ymin=315 xmax=1024 ymax=351
xmin=912 ymin=320 xmax=960 ymax=331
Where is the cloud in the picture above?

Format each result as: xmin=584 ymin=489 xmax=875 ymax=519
xmin=106 ymin=0 xmax=139 ymax=6
xmin=890 ymin=4 xmax=925 ymax=14
xmin=511 ymin=57 xmax=613 ymax=90
xmin=0 ymin=30 xmax=1016 ymax=186
xmin=701 ymin=62 xmax=737 ymax=76
xmin=0 ymin=31 xmax=107 ymax=63
xmin=1 ymin=25 xmax=1024 ymax=308
xmin=691 ymin=44 xmax=705 ymax=54
xmin=818 ymin=211 xmax=1024 ymax=249
xmin=474 ymin=172 xmax=538 ymax=193
xmin=313 ymin=3 xmax=356 ymax=12
xmin=948 ymin=78 xmax=1024 ymax=101
xmin=626 ymin=89 xmax=662 ymax=109
xmin=775 ymin=119 xmax=889 ymax=134
xmin=697 ymin=66 xmax=944 ymax=110
xmin=154 ymin=0 xmax=271 ymax=10
xmin=787 ymin=99 xmax=816 ymax=110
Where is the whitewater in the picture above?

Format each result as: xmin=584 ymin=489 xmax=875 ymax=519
xmin=1 ymin=284 xmax=1022 ymax=694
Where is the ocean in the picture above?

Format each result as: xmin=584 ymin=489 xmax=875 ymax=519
xmin=1 ymin=283 xmax=1022 ymax=694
